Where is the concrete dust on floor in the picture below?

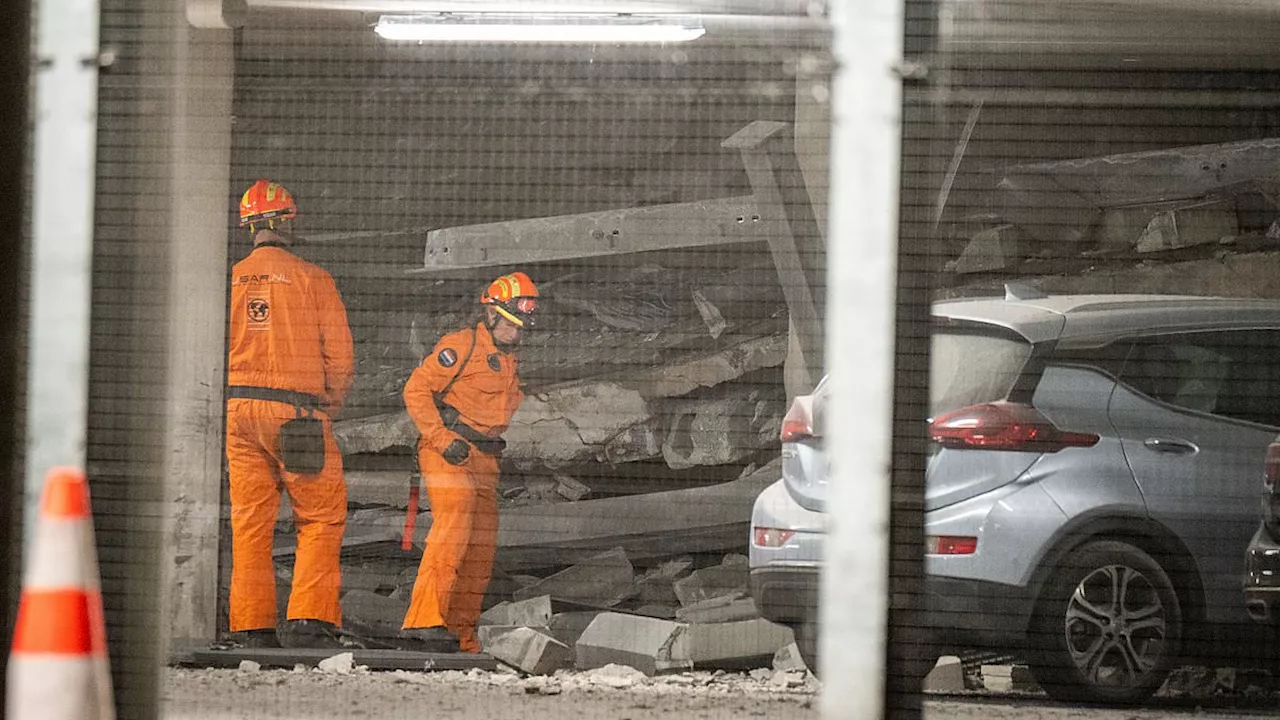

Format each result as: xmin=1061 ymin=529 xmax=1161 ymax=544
xmin=161 ymin=667 xmax=1280 ymax=720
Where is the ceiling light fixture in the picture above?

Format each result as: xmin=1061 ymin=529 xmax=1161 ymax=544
xmin=373 ymin=12 xmax=707 ymax=43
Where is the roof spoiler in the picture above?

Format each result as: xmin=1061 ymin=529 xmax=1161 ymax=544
xmin=1004 ymin=282 xmax=1049 ymax=301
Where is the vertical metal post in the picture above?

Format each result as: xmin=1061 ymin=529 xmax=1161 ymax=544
xmin=821 ymin=0 xmax=905 ymax=718
xmin=24 ymin=0 xmax=100 ymax=533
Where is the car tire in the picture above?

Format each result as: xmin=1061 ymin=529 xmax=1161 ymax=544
xmin=793 ymin=619 xmax=820 ymax=677
xmin=1027 ymin=540 xmax=1182 ymax=704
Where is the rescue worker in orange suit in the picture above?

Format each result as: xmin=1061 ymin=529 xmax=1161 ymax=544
xmin=399 ymin=271 xmax=539 ymax=653
xmin=225 ymin=179 xmax=355 ymax=649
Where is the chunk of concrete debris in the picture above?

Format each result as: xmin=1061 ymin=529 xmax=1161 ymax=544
xmin=633 ymin=604 xmax=678 ymax=619
xmin=513 ymin=547 xmax=635 ymax=608
xmin=575 ymin=612 xmax=692 ymax=676
xmin=478 ymin=625 xmax=550 ymax=652
xmin=341 ymin=589 xmax=409 ymax=638
xmin=486 ymin=627 xmax=573 ymax=676
xmin=923 ymin=655 xmax=963 ymax=694
xmin=981 ymin=664 xmax=1014 ymax=693
xmin=691 ymin=290 xmax=728 ymax=339
xmin=770 ymin=670 xmax=805 ymax=689
xmin=1135 ymin=200 xmax=1237 ymax=253
xmin=583 ymin=663 xmax=650 ymax=688
xmin=674 ymin=592 xmax=757 ymax=624
xmin=554 ymin=474 xmax=592 ymax=501
xmin=238 ymin=660 xmax=261 ymax=673
xmin=685 ymin=618 xmax=794 ymax=670
xmin=318 ymin=653 xmax=355 ymax=675
xmin=772 ymin=643 xmax=808 ymax=673
xmin=635 ymin=556 xmax=695 ymax=606
xmin=1011 ymin=664 xmax=1039 ymax=692
xmin=662 ymin=393 xmax=784 ymax=470
xmin=672 ymin=560 xmax=749 ymax=608
xmin=547 ymin=611 xmax=606 ymax=649
xmin=951 ymin=224 xmax=1023 ymax=274
xmin=478 ymin=595 xmax=552 ymax=628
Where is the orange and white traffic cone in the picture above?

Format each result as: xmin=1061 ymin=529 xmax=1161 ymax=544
xmin=6 ymin=467 xmax=115 ymax=720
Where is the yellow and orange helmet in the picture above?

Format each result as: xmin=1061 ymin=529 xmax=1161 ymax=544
xmin=239 ymin=179 xmax=297 ymax=229
xmin=481 ymin=271 xmax=540 ymax=328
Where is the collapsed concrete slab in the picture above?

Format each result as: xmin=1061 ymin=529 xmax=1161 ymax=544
xmin=950 ymin=225 xmax=1023 ymax=274
xmin=996 ymin=137 xmax=1280 ymax=245
xmin=484 ymin=627 xmax=573 ymax=676
xmin=685 ymin=618 xmax=794 ymax=670
xmin=547 ymin=611 xmax=606 ymax=649
xmin=1134 ymin=199 xmax=1237 ymax=253
xmin=574 ymin=612 xmax=692 ymax=676
xmin=512 ymin=547 xmax=635 ymax=608
xmin=495 ymin=458 xmax=780 ymax=571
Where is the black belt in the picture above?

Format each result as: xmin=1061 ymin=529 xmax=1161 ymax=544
xmin=227 ymin=385 xmax=322 ymax=409
xmin=436 ymin=400 xmax=507 ymax=457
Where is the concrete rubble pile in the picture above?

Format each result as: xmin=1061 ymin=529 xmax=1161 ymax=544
xmin=252 ymin=248 xmax=801 ymax=671
xmin=944 ymin=137 xmax=1280 ymax=286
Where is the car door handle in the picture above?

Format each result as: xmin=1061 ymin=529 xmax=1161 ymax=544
xmin=1143 ymin=437 xmax=1199 ymax=454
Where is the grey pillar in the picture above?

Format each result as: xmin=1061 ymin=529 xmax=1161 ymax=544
xmin=163 ymin=0 xmax=238 ymax=647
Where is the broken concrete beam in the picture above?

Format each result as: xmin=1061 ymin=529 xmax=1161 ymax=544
xmin=504 ymin=382 xmax=652 ymax=465
xmin=1135 ymin=200 xmax=1237 ymax=253
xmin=478 ymin=595 xmax=552 ymax=628
xmin=923 ymin=655 xmax=963 ymax=694
xmin=484 ymin=627 xmax=572 ymax=675
xmin=635 ymin=556 xmax=695 ymax=606
xmin=950 ymin=224 xmax=1023 ymax=274
xmin=574 ymin=612 xmax=692 ymax=676
xmin=685 ymin=618 xmax=794 ymax=671
xmin=512 ymin=548 xmax=635 ymax=608
xmin=418 ymin=195 xmax=762 ymax=271
xmin=625 ymin=334 xmax=787 ymax=400
xmin=672 ymin=561 xmax=749 ymax=608
xmin=477 ymin=624 xmax=541 ymax=651
xmin=340 ymin=589 xmax=409 ymax=639
xmin=547 ymin=611 xmax=606 ymax=649
xmin=495 ymin=458 xmax=781 ymax=571
xmin=662 ymin=392 xmax=784 ymax=470
xmin=674 ymin=592 xmax=758 ymax=624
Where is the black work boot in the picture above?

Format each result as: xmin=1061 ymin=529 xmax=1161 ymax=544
xmin=241 ymin=629 xmax=281 ymax=649
xmin=397 ymin=626 xmax=460 ymax=653
xmin=279 ymin=619 xmax=350 ymax=650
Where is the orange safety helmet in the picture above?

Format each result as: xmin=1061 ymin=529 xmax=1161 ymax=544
xmin=239 ymin=179 xmax=297 ymax=229
xmin=481 ymin=271 xmax=540 ymax=328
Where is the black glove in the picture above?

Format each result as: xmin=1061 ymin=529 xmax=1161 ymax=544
xmin=442 ymin=439 xmax=471 ymax=466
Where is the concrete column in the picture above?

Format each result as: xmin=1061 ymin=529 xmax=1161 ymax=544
xmin=161 ymin=9 xmax=235 ymax=646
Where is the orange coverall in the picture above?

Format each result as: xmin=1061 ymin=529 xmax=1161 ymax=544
xmin=402 ymin=321 xmax=523 ymax=652
xmin=225 ymin=243 xmax=354 ymax=632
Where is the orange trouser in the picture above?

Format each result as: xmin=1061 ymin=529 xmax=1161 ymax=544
xmin=402 ymin=446 xmax=500 ymax=653
xmin=225 ymin=398 xmax=347 ymax=632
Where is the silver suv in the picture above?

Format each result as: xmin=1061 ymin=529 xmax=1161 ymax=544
xmin=749 ymin=290 xmax=1280 ymax=703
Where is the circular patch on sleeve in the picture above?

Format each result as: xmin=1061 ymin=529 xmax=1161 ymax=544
xmin=437 ymin=348 xmax=458 ymax=367
xmin=487 ymin=353 xmax=501 ymax=371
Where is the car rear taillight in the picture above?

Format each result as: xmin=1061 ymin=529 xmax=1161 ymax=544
xmin=1265 ymin=442 xmax=1280 ymax=493
xmin=1265 ymin=442 xmax=1280 ymax=532
xmin=780 ymin=396 xmax=816 ymax=443
xmin=926 ymin=535 xmax=978 ymax=555
xmin=928 ymin=402 xmax=1099 ymax=453
xmin=754 ymin=527 xmax=796 ymax=548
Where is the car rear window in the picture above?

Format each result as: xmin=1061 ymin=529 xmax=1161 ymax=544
xmin=931 ymin=331 xmax=1032 ymax=417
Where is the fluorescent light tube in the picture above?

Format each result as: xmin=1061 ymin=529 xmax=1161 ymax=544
xmin=374 ymin=13 xmax=706 ymax=43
